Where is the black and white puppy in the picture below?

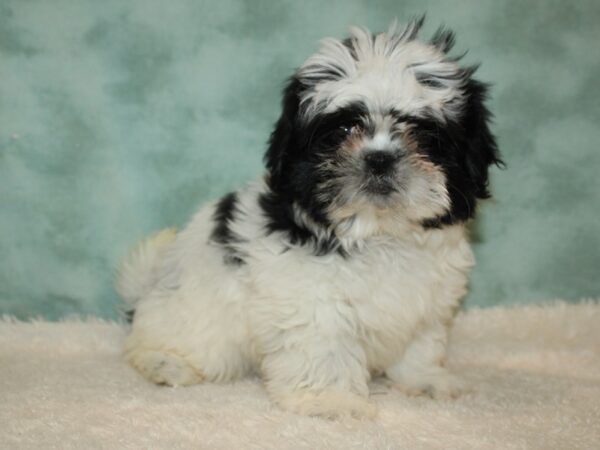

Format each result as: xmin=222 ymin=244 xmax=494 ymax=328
xmin=117 ymin=19 xmax=502 ymax=418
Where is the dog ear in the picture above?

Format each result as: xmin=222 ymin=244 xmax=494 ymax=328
xmin=459 ymin=77 xmax=503 ymax=200
xmin=264 ymin=77 xmax=303 ymax=189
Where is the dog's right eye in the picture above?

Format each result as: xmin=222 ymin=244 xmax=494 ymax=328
xmin=339 ymin=125 xmax=352 ymax=134
xmin=338 ymin=123 xmax=360 ymax=136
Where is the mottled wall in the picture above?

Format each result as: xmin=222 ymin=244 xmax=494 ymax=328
xmin=1 ymin=0 xmax=599 ymax=319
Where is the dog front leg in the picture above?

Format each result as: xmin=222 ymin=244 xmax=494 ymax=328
xmin=256 ymin=301 xmax=374 ymax=418
xmin=385 ymin=320 xmax=470 ymax=399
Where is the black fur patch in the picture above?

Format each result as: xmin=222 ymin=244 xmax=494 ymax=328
xmin=262 ymin=79 xmax=372 ymax=256
xmin=210 ymin=192 xmax=246 ymax=265
xmin=310 ymin=101 xmax=371 ymax=143
xmin=265 ymin=78 xmax=334 ymax=227
xmin=411 ymin=78 xmax=503 ymax=227
xmin=258 ymin=191 xmax=346 ymax=257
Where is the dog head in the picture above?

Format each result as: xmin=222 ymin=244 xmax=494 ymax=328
xmin=264 ymin=18 xmax=502 ymax=242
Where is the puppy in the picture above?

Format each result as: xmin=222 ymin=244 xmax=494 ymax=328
xmin=116 ymin=18 xmax=502 ymax=418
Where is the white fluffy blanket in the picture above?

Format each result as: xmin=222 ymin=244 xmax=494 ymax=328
xmin=1 ymin=302 xmax=599 ymax=450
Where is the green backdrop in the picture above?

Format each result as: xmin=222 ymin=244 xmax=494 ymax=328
xmin=1 ymin=0 xmax=599 ymax=320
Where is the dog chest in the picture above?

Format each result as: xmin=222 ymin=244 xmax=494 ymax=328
xmin=250 ymin=225 xmax=473 ymax=329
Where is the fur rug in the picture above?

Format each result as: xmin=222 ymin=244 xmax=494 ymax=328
xmin=1 ymin=302 xmax=599 ymax=449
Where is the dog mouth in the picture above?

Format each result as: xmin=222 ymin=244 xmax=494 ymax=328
xmin=363 ymin=177 xmax=397 ymax=196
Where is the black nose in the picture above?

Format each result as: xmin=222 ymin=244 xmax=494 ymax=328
xmin=364 ymin=151 xmax=397 ymax=175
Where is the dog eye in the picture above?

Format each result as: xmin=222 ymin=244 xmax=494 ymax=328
xmin=338 ymin=124 xmax=360 ymax=135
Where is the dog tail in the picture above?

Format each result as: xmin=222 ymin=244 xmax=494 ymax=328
xmin=115 ymin=228 xmax=178 ymax=319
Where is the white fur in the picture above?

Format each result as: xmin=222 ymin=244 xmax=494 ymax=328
xmin=115 ymin=228 xmax=177 ymax=308
xmin=299 ymin=22 xmax=465 ymax=122
xmin=118 ymin=179 xmax=474 ymax=417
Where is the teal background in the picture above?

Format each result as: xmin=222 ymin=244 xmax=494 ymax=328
xmin=1 ymin=0 xmax=599 ymax=320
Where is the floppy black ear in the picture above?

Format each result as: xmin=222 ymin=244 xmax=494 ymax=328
xmin=264 ymin=77 xmax=303 ymax=189
xmin=460 ymin=77 xmax=503 ymax=199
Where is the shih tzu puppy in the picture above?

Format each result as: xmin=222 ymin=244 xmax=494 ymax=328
xmin=116 ymin=18 xmax=502 ymax=418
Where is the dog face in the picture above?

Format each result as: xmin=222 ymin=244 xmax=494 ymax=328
xmin=264 ymin=19 xmax=501 ymax=242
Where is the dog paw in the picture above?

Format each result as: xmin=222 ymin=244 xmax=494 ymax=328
xmin=126 ymin=349 xmax=204 ymax=386
xmin=390 ymin=372 xmax=472 ymax=400
xmin=275 ymin=390 xmax=377 ymax=419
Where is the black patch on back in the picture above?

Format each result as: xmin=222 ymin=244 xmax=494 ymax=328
xmin=211 ymin=192 xmax=238 ymax=244
xmin=258 ymin=191 xmax=346 ymax=257
xmin=210 ymin=192 xmax=247 ymax=265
